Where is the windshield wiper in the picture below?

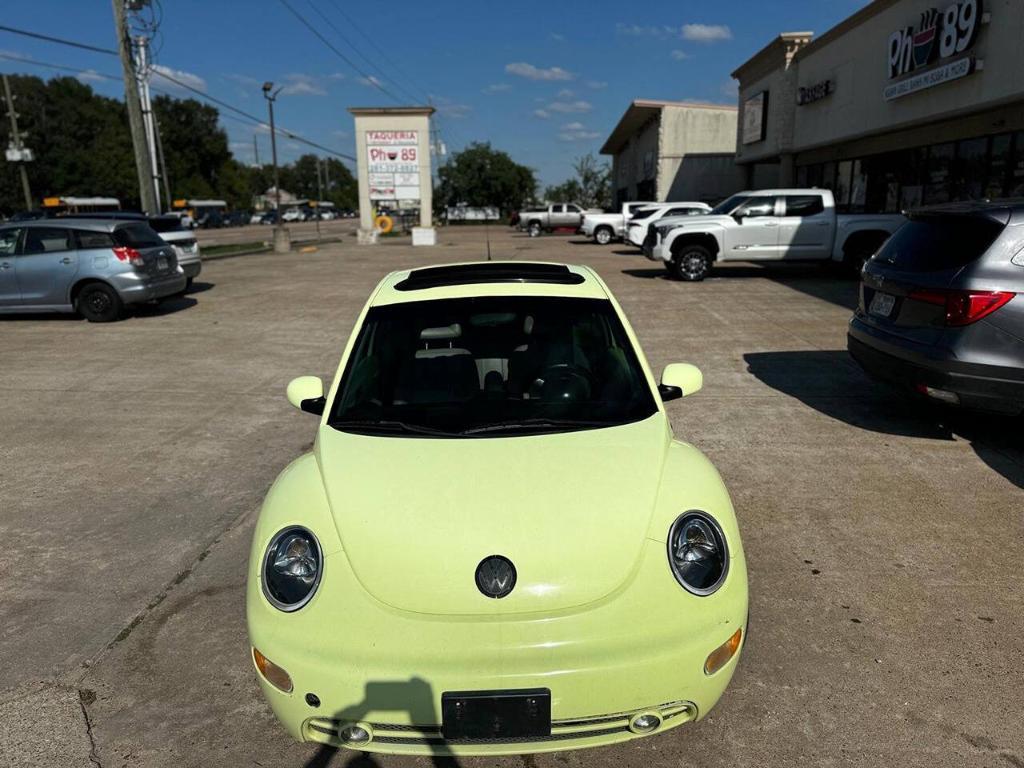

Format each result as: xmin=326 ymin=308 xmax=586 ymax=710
xmin=461 ymin=418 xmax=612 ymax=436
xmin=329 ymin=419 xmax=456 ymax=437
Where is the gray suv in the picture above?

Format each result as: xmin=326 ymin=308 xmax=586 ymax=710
xmin=0 ymin=219 xmax=186 ymax=322
xmin=848 ymin=201 xmax=1024 ymax=414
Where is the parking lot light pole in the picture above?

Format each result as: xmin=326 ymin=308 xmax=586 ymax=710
xmin=262 ymin=81 xmax=290 ymax=254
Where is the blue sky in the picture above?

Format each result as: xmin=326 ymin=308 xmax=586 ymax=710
xmin=1 ymin=0 xmax=865 ymax=187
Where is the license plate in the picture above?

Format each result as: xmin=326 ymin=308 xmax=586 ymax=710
xmin=157 ymin=256 xmax=168 ymax=271
xmin=869 ymin=292 xmax=896 ymax=318
xmin=442 ymin=689 xmax=551 ymax=740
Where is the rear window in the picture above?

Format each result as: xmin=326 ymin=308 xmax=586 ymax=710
xmin=75 ymin=230 xmax=116 ymax=249
xmin=872 ymin=215 xmax=1005 ymax=272
xmin=147 ymin=216 xmax=185 ymax=234
xmin=631 ymin=209 xmax=659 ymax=221
xmin=114 ymin=223 xmax=165 ymax=248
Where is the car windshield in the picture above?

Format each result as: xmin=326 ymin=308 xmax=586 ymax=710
xmin=630 ymin=208 xmax=660 ymax=221
xmin=707 ymin=194 xmax=750 ymax=216
xmin=329 ymin=296 xmax=658 ymax=437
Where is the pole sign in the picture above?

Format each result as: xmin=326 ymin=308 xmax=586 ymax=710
xmin=885 ymin=0 xmax=983 ymax=100
xmin=366 ymin=130 xmax=420 ymax=202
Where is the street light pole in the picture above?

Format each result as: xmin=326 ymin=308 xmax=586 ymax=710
xmin=262 ymin=82 xmax=290 ymax=254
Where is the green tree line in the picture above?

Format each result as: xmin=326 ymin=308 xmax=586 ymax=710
xmin=0 ymin=74 xmax=356 ymax=216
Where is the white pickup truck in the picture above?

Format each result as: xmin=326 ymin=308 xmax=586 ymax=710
xmin=580 ymin=201 xmax=657 ymax=245
xmin=650 ymin=189 xmax=905 ymax=281
xmin=515 ymin=203 xmax=596 ymax=237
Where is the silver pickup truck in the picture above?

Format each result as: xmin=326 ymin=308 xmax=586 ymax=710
xmin=515 ymin=203 xmax=594 ymax=237
xmin=650 ymin=189 xmax=905 ymax=280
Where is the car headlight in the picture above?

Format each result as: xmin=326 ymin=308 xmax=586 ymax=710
xmin=261 ymin=527 xmax=323 ymax=611
xmin=667 ymin=512 xmax=728 ymax=595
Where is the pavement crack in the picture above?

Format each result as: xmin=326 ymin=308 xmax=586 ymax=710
xmin=77 ymin=688 xmax=102 ymax=768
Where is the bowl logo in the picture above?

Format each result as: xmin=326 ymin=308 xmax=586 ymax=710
xmin=475 ymin=555 xmax=516 ymax=599
xmin=912 ymin=9 xmax=939 ymax=69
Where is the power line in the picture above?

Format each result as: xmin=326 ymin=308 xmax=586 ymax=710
xmin=0 ymin=52 xmax=355 ymax=163
xmin=275 ymin=0 xmax=403 ymax=104
xmin=303 ymin=0 xmax=421 ymax=105
xmin=0 ymin=24 xmax=118 ymax=56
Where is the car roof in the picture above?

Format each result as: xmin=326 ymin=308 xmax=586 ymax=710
xmin=908 ymin=199 xmax=1024 ymax=222
xmin=371 ymin=261 xmax=610 ymax=306
xmin=0 ymin=218 xmax=138 ymax=232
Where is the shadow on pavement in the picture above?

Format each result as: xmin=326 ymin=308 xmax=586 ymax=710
xmin=132 ymin=296 xmax=199 ymax=318
xmin=185 ymin=280 xmax=215 ymax=294
xmin=304 ymin=678 xmax=462 ymax=768
xmin=744 ymin=350 xmax=1024 ymax=489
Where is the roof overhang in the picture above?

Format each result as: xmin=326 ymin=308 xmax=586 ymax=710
xmin=600 ymin=100 xmax=737 ymax=155
xmin=347 ymin=106 xmax=436 ymax=116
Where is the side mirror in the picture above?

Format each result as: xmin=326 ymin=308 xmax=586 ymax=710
xmin=659 ymin=363 xmax=703 ymax=402
xmin=286 ymin=376 xmax=326 ymax=415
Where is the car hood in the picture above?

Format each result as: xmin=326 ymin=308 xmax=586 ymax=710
xmin=316 ymin=415 xmax=669 ymax=616
xmin=660 ymin=214 xmax=730 ymax=231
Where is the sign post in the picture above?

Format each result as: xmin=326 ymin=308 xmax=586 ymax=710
xmin=349 ymin=107 xmax=436 ymax=246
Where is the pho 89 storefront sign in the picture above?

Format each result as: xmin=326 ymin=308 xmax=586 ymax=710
xmin=884 ymin=0 xmax=985 ymax=101
xmin=366 ymin=130 xmax=420 ymax=201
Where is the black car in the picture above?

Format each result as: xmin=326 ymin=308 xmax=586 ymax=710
xmin=848 ymin=201 xmax=1024 ymax=415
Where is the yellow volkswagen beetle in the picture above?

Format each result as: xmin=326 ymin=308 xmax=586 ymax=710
xmin=247 ymin=261 xmax=747 ymax=757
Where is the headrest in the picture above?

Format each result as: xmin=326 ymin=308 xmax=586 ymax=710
xmin=420 ymin=323 xmax=462 ymax=341
xmin=523 ymin=315 xmax=534 ymax=335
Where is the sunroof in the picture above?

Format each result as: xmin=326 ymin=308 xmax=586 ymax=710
xmin=394 ymin=262 xmax=586 ymax=291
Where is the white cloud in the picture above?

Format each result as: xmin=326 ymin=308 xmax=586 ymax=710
xmin=681 ymin=24 xmax=732 ymax=42
xmin=547 ymin=99 xmax=592 ymax=114
xmin=533 ymin=109 xmax=551 ymax=119
xmin=280 ymin=73 xmax=326 ymax=96
xmin=505 ymin=62 xmax=574 ymax=81
xmin=482 ymin=83 xmax=511 ymax=94
xmin=359 ymin=75 xmax=385 ymax=88
xmin=587 ymin=80 xmax=608 ymax=90
xmin=327 ymin=72 xmax=346 ymax=81
xmin=616 ymin=23 xmax=676 ymax=38
xmin=152 ymin=65 xmax=207 ymax=93
xmin=430 ymin=95 xmax=472 ymax=119
xmin=550 ymin=32 xmax=566 ymax=42
xmin=670 ymin=50 xmax=692 ymax=61
xmin=557 ymin=88 xmax=575 ymax=98
xmin=559 ymin=122 xmax=601 ymax=142
xmin=76 ymin=69 xmax=108 ymax=84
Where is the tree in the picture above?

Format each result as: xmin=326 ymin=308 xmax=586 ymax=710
xmin=544 ymin=153 xmax=612 ymax=209
xmin=436 ymin=142 xmax=537 ymax=216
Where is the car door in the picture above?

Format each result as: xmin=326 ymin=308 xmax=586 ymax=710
xmin=777 ymin=195 xmax=833 ymax=259
xmin=0 ymin=228 xmax=22 ymax=305
xmin=723 ymin=196 xmax=780 ymax=261
xmin=16 ymin=226 xmax=79 ymax=307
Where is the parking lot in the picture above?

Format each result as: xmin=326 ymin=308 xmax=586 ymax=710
xmin=1 ymin=226 xmax=1022 ymax=768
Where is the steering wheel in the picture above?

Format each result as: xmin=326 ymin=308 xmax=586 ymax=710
xmin=529 ymin=363 xmax=594 ymax=402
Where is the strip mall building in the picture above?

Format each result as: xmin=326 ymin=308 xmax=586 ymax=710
xmin=734 ymin=0 xmax=1024 ymax=212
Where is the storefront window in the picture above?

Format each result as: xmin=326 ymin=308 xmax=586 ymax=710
xmin=1009 ymin=132 xmax=1024 ymax=197
xmin=986 ymin=134 xmax=1012 ymax=199
xmin=850 ymin=160 xmax=866 ymax=211
xmin=925 ymin=143 xmax=954 ymax=204
xmin=835 ymin=161 xmax=853 ymax=210
xmin=953 ymin=137 xmax=988 ymax=201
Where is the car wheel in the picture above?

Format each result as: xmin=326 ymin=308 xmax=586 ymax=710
xmin=77 ymin=282 xmax=123 ymax=322
xmin=528 ymin=222 xmax=542 ymax=238
xmin=595 ymin=227 xmax=613 ymax=245
xmin=669 ymin=245 xmax=712 ymax=282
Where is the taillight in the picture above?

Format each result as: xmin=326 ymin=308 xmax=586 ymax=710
xmin=112 ymin=246 xmax=145 ymax=266
xmin=908 ymin=288 xmax=1015 ymax=326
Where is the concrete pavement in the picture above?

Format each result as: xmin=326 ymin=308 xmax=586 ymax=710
xmin=0 ymin=227 xmax=1021 ymax=767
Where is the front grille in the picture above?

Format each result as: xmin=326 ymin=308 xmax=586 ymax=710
xmin=305 ymin=700 xmax=696 ymax=748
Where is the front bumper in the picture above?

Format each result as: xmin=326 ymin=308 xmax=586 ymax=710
xmin=651 ymin=242 xmax=670 ymax=263
xmin=247 ymin=539 xmax=747 ymax=757
xmin=110 ymin=269 xmax=187 ymax=304
xmin=848 ymin=318 xmax=1024 ymax=414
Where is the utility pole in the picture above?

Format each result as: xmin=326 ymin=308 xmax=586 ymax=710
xmin=2 ymin=74 xmax=33 ymax=211
xmin=315 ymin=157 xmax=323 ymax=241
xmin=253 ymin=133 xmax=260 ymax=166
xmin=134 ymin=35 xmax=163 ymax=212
xmin=154 ymin=114 xmax=171 ymax=210
xmin=262 ymin=82 xmax=290 ymax=253
xmin=112 ymin=0 xmax=157 ymax=213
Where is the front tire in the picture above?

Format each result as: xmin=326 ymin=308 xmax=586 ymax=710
xmin=668 ymin=245 xmax=712 ymax=281
xmin=77 ymin=283 xmax=123 ymax=322
xmin=528 ymin=221 xmax=542 ymax=238
xmin=594 ymin=227 xmax=613 ymax=245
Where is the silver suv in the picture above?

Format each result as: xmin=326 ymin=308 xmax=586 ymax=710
xmin=0 ymin=219 xmax=186 ymax=322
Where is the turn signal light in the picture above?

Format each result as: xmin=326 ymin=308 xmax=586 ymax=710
xmin=908 ymin=289 xmax=1015 ymax=326
xmin=253 ymin=647 xmax=293 ymax=693
xmin=704 ymin=627 xmax=743 ymax=676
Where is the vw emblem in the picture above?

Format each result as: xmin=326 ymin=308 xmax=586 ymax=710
xmin=475 ymin=555 xmax=516 ymax=599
